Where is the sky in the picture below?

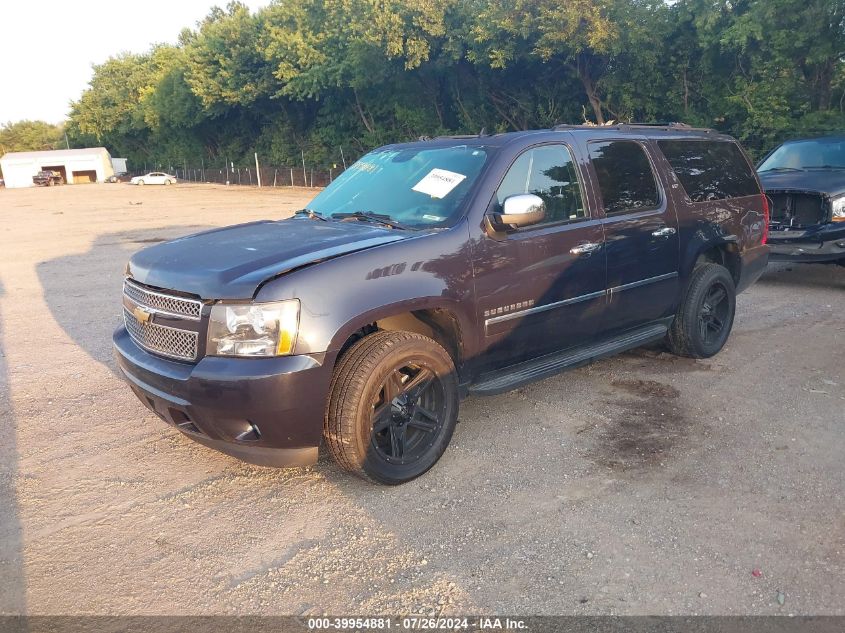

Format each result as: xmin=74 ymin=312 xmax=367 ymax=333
xmin=0 ymin=0 xmax=269 ymax=124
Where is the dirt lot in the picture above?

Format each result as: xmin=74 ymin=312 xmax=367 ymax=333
xmin=0 ymin=183 xmax=842 ymax=616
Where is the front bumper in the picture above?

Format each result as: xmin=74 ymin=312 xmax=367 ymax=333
xmin=767 ymin=224 xmax=845 ymax=262
xmin=113 ymin=326 xmax=334 ymax=467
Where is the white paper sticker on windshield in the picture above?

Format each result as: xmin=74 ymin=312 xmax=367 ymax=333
xmin=412 ymin=169 xmax=466 ymax=199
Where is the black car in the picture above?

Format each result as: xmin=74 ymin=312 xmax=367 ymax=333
xmin=758 ymin=136 xmax=845 ymax=264
xmin=106 ymin=172 xmax=131 ymax=183
xmin=114 ymin=124 xmax=769 ymax=484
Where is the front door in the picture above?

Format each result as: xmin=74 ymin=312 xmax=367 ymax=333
xmin=582 ymin=139 xmax=680 ymax=333
xmin=472 ymin=142 xmax=607 ymax=370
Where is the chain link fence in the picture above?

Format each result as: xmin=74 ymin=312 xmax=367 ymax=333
xmin=130 ymin=164 xmax=344 ymax=188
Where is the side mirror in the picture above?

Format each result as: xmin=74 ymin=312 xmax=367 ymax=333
xmin=489 ymin=194 xmax=546 ymax=231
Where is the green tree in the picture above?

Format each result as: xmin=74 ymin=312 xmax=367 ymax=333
xmin=0 ymin=120 xmax=65 ymax=155
xmin=468 ymin=0 xmax=667 ymax=124
xmin=61 ymin=0 xmax=845 ymax=168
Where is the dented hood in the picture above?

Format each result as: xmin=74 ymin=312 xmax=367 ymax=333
xmin=127 ymin=217 xmax=408 ymax=299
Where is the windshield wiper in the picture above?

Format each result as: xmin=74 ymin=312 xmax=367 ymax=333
xmin=331 ymin=211 xmax=409 ymax=230
xmin=804 ymin=165 xmax=845 ymax=170
xmin=293 ymin=208 xmax=328 ymax=221
xmin=759 ymin=167 xmax=802 ymax=172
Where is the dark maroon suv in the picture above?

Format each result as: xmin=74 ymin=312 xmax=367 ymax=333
xmin=114 ymin=124 xmax=769 ymax=484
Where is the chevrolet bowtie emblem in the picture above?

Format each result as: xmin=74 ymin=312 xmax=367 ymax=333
xmin=133 ymin=306 xmax=153 ymax=323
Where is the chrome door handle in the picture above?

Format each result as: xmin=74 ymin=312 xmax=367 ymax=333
xmin=570 ymin=242 xmax=601 ymax=256
xmin=651 ymin=227 xmax=677 ymax=238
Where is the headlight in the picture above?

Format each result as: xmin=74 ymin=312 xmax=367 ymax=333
xmin=207 ymin=300 xmax=300 ymax=357
xmin=832 ymin=197 xmax=845 ymax=221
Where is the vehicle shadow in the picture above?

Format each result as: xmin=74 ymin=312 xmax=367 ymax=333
xmin=36 ymin=226 xmax=211 ymax=376
xmin=0 ymin=278 xmax=26 ymax=614
xmin=758 ymin=261 xmax=845 ymax=290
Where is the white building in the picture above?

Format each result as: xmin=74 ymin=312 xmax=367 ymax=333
xmin=0 ymin=147 xmax=115 ymax=188
xmin=111 ymin=157 xmax=128 ymax=174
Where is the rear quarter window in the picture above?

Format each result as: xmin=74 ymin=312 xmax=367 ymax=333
xmin=657 ymin=140 xmax=760 ymax=202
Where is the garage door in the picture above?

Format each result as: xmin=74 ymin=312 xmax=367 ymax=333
xmin=72 ymin=170 xmax=97 ymax=184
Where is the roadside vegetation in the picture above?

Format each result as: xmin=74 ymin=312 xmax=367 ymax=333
xmin=0 ymin=121 xmax=66 ymax=155
xmin=14 ymin=1 xmax=845 ymax=169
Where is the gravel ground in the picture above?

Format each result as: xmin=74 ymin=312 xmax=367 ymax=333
xmin=0 ymin=183 xmax=842 ymax=616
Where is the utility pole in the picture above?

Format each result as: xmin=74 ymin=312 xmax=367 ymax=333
xmin=254 ymin=152 xmax=261 ymax=187
xmin=301 ymin=149 xmax=307 ymax=186
xmin=339 ymin=146 xmax=347 ymax=169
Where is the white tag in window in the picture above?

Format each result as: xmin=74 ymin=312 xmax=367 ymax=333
xmin=412 ymin=169 xmax=466 ymax=199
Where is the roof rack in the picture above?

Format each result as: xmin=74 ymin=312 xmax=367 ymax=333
xmin=431 ymin=134 xmax=481 ymax=140
xmin=552 ymin=122 xmax=712 ymax=132
xmin=432 ymin=127 xmax=493 ymax=141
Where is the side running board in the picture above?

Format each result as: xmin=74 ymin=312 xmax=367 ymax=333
xmin=468 ymin=323 xmax=668 ymax=396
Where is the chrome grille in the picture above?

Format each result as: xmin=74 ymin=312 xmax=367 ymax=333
xmin=123 ymin=279 xmax=202 ymax=320
xmin=123 ymin=308 xmax=198 ymax=361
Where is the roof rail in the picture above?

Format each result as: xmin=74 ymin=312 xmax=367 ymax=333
xmin=552 ymin=121 xmax=712 ymax=132
xmin=621 ymin=122 xmax=692 ymax=128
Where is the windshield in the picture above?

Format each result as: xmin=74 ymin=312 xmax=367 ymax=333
xmin=759 ymin=139 xmax=845 ymax=171
xmin=307 ymin=145 xmax=491 ymax=229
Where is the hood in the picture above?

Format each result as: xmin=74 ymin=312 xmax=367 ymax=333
xmin=127 ymin=217 xmax=409 ymax=299
xmin=758 ymin=169 xmax=845 ymax=197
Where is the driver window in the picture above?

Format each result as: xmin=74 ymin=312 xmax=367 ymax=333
xmin=496 ymin=144 xmax=586 ymax=224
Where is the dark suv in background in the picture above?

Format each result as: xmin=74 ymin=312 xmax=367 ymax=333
xmin=757 ymin=135 xmax=845 ymax=264
xmin=32 ymin=170 xmax=64 ymax=186
xmin=114 ymin=124 xmax=769 ymax=484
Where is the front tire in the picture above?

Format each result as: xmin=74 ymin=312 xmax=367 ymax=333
xmin=667 ymin=263 xmax=736 ymax=359
xmin=137 ymin=180 xmax=145 ymax=186
xmin=324 ymin=331 xmax=459 ymax=485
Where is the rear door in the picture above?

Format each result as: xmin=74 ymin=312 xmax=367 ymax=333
xmin=582 ymin=138 xmax=680 ymax=333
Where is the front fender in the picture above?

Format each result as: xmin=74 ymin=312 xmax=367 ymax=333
xmin=254 ymin=222 xmax=476 ymax=358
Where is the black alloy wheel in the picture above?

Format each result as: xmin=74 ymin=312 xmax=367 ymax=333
xmin=370 ymin=363 xmax=446 ymax=465
xmin=324 ymin=330 xmax=459 ymax=484
xmin=698 ymin=282 xmax=731 ymax=346
xmin=667 ymin=262 xmax=737 ymax=358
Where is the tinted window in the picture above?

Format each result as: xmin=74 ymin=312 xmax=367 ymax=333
xmin=588 ymin=141 xmax=659 ymax=214
xmin=658 ymin=140 xmax=759 ymax=201
xmin=496 ymin=144 xmax=585 ymax=224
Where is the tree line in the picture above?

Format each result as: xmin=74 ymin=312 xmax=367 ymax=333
xmin=29 ymin=1 xmax=845 ymax=169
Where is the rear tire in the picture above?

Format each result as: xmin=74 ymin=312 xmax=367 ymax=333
xmin=667 ymin=263 xmax=736 ymax=359
xmin=324 ymin=331 xmax=459 ymax=485
xmin=165 ymin=179 xmax=172 ymax=185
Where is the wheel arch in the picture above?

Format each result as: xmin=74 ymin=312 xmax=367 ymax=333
xmin=328 ymin=301 xmax=468 ymax=379
xmin=684 ymin=237 xmax=741 ymax=287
